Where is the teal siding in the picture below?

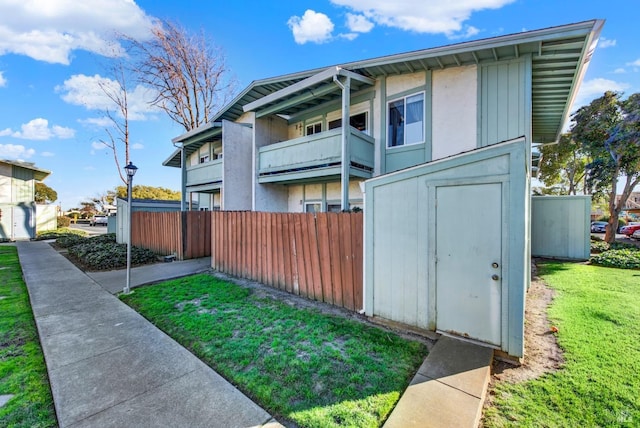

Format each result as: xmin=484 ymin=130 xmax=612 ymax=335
xmin=365 ymin=137 xmax=529 ymax=357
xmin=531 ymin=196 xmax=591 ymax=260
xmin=12 ymin=166 xmax=34 ymax=203
xmin=479 ymin=57 xmax=531 ymax=147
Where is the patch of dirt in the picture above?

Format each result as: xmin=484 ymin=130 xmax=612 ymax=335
xmin=482 ymin=261 xmax=564 ymax=420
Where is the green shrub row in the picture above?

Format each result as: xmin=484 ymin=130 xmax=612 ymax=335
xmin=58 ymin=233 xmax=157 ymax=271
xmin=36 ymin=228 xmax=86 ymax=241
xmin=590 ymin=249 xmax=640 ymax=269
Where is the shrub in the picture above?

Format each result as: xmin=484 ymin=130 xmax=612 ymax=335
xmin=57 ymin=216 xmax=71 ymax=228
xmin=36 ymin=228 xmax=86 ymax=241
xmin=56 ymin=234 xmax=88 ymax=248
xmin=67 ymin=236 xmax=157 ymax=270
xmin=590 ymin=248 xmax=640 ymax=269
xmin=590 ymin=240 xmax=609 ymax=254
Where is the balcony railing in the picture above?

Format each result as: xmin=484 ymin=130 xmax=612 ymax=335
xmin=186 ymin=158 xmax=223 ymax=188
xmin=258 ymin=127 xmax=374 ymax=183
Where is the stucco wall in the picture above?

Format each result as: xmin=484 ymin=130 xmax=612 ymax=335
xmin=253 ymin=114 xmax=289 ymax=212
xmin=432 ymin=65 xmax=478 ymax=160
xmin=222 ymin=120 xmax=253 ymax=210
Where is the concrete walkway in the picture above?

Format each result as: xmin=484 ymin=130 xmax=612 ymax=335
xmin=17 ymin=241 xmax=281 ymax=428
xmin=384 ymin=335 xmax=494 ymax=428
xmin=87 ymin=257 xmax=211 ymax=294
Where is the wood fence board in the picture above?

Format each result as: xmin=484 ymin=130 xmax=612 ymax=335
xmin=352 ymin=213 xmax=364 ymax=311
xmin=282 ymin=214 xmax=293 ymax=293
xmin=340 ymin=213 xmax=355 ymax=310
xmin=316 ymin=214 xmax=333 ymax=304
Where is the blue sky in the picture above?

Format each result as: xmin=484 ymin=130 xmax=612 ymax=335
xmin=0 ymin=0 xmax=638 ymax=210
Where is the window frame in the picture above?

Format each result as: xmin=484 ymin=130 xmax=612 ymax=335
xmin=305 ymin=122 xmax=322 ymax=136
xmin=387 ymin=91 xmax=425 ymax=149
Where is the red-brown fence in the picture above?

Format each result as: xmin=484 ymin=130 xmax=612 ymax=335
xmin=131 ymin=211 xmax=211 ymax=260
xmin=212 ymin=211 xmax=363 ymax=311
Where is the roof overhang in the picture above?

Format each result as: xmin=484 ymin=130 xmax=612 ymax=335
xmin=1 ymin=159 xmax=51 ymax=180
xmin=243 ymin=67 xmax=375 ymax=118
xmin=164 ymin=123 xmax=223 ymax=168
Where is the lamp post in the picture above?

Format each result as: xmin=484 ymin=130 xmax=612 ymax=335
xmin=123 ymin=161 xmax=138 ymax=294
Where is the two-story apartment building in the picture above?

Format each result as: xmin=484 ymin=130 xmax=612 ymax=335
xmin=165 ymin=20 xmax=602 ymax=216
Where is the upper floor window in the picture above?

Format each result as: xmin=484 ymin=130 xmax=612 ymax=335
xmin=328 ymin=112 xmax=368 ymax=133
xmin=306 ymin=122 xmax=322 ymax=136
xmin=388 ymin=92 xmax=424 ymax=147
xmin=199 ymin=154 xmax=210 ymax=164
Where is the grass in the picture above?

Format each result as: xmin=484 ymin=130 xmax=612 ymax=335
xmin=484 ymin=262 xmax=640 ymax=427
xmin=121 ymin=274 xmax=427 ymax=427
xmin=0 ymin=246 xmax=56 ymax=428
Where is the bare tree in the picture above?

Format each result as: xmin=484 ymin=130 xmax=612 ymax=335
xmin=97 ymin=60 xmax=132 ymax=185
xmin=128 ymin=20 xmax=236 ymax=132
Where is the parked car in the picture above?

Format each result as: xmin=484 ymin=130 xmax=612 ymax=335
xmin=632 ymin=229 xmax=640 ymax=241
xmin=620 ymin=223 xmax=640 ymax=237
xmin=590 ymin=221 xmax=608 ymax=233
xmin=90 ymin=215 xmax=108 ymax=226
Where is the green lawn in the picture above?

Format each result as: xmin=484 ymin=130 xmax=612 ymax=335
xmin=0 ymin=246 xmax=57 ymax=428
xmin=484 ymin=262 xmax=640 ymax=427
xmin=121 ymin=274 xmax=427 ymax=428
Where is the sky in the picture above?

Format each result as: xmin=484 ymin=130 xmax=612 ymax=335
xmin=0 ymin=0 xmax=638 ymax=210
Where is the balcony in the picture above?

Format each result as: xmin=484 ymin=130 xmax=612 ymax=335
xmin=186 ymin=158 xmax=223 ymax=190
xmin=258 ymin=127 xmax=374 ymax=183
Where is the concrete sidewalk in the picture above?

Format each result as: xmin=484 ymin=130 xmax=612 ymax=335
xmin=17 ymin=241 xmax=281 ymax=428
xmin=87 ymin=257 xmax=211 ymax=294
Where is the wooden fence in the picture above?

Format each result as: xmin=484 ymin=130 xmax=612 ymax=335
xmin=131 ymin=211 xmax=211 ymax=260
xmin=212 ymin=211 xmax=363 ymax=312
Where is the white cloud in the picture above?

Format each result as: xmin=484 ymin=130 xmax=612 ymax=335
xmin=613 ymin=68 xmax=626 ymax=74
xmin=572 ymin=78 xmax=631 ymax=111
xmin=91 ymin=141 xmax=107 ymax=150
xmin=626 ymin=59 xmax=640 ymax=67
xmin=346 ymin=13 xmax=374 ymax=33
xmin=57 ymin=74 xmax=159 ymax=120
xmin=330 ymin=0 xmax=514 ymax=38
xmin=1 ymin=118 xmax=75 ymax=140
xmin=0 ymin=143 xmax=35 ymax=159
xmin=0 ymin=71 xmax=6 ymax=87
xmin=41 ymin=151 xmax=55 ymax=157
xmin=598 ymin=37 xmax=616 ymax=49
xmin=340 ymin=33 xmax=359 ymax=41
xmin=0 ymin=0 xmax=156 ymax=65
xmin=288 ymin=10 xmax=334 ymax=44
xmin=79 ymin=117 xmax=113 ymax=127
xmin=132 ymin=143 xmax=144 ymax=149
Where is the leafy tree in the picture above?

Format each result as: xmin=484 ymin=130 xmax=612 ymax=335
xmin=128 ymin=20 xmax=236 ymax=132
xmin=113 ymin=185 xmax=181 ymax=201
xmin=537 ymin=133 xmax=588 ymax=195
xmin=34 ymin=182 xmax=58 ymax=203
xmin=80 ymin=201 xmax=96 ymax=218
xmin=571 ymin=91 xmax=640 ymax=243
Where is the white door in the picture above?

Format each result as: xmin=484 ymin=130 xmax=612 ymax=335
xmin=435 ymin=183 xmax=502 ymax=345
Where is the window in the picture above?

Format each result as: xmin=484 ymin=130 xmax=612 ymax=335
xmin=306 ymin=122 xmax=322 ymax=135
xmin=305 ymin=202 xmax=322 ymax=213
xmin=327 ymin=204 xmax=342 ymax=213
xmin=388 ymin=92 xmax=424 ymax=147
xmin=328 ymin=112 xmax=368 ymax=133
xmin=199 ymin=154 xmax=210 ymax=164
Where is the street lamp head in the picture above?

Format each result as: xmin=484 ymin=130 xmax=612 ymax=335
xmin=124 ymin=162 xmax=138 ymax=178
